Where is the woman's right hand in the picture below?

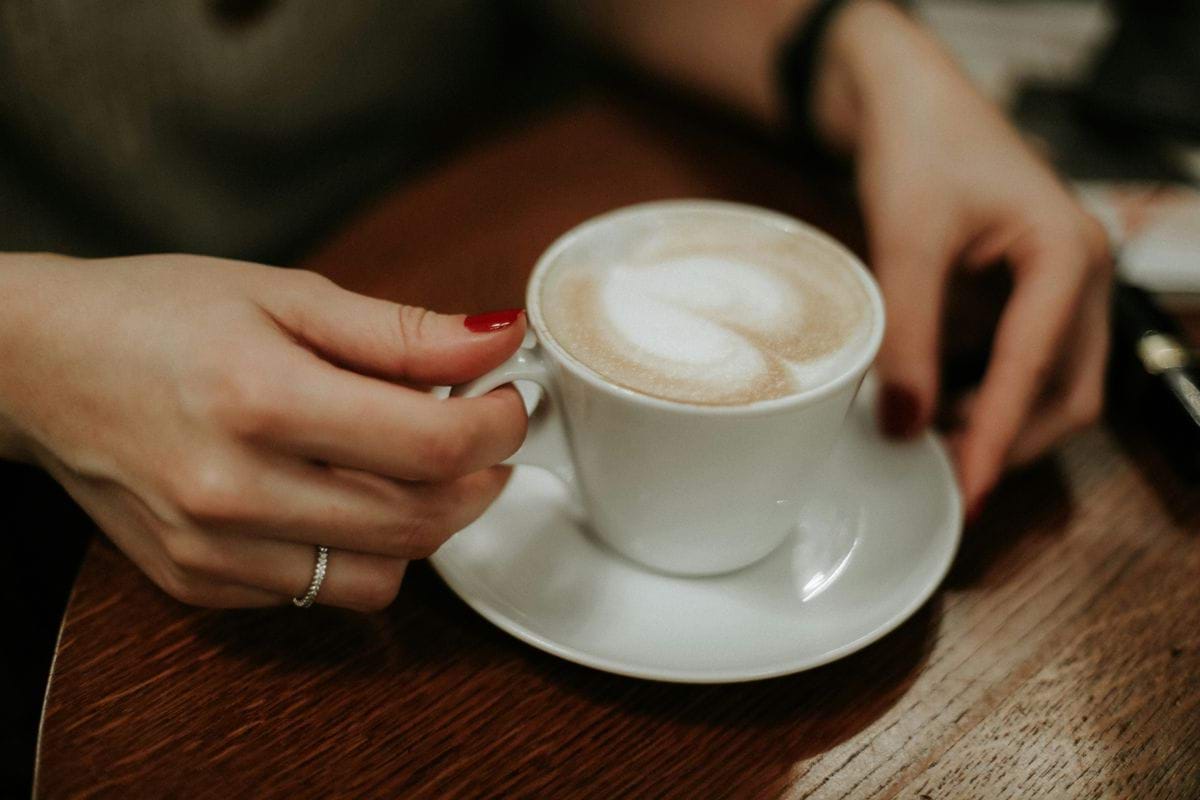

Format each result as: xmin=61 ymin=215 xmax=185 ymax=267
xmin=0 ymin=254 xmax=528 ymax=610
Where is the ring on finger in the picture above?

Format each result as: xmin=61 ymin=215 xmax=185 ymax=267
xmin=292 ymin=545 xmax=329 ymax=608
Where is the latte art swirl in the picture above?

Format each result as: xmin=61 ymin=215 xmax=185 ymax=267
xmin=541 ymin=212 xmax=872 ymax=405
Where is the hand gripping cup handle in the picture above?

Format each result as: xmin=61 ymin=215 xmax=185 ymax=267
xmin=451 ymin=339 xmax=578 ymax=491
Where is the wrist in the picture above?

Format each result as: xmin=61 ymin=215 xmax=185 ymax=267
xmin=810 ymin=0 xmax=943 ymax=154
xmin=0 ymin=254 xmax=74 ymax=464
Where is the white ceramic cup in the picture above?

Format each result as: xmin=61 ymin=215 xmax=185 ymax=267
xmin=453 ymin=200 xmax=885 ymax=576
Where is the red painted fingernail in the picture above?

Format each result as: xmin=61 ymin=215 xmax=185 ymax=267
xmin=880 ymin=384 xmax=921 ymax=439
xmin=464 ymin=308 xmax=523 ymax=333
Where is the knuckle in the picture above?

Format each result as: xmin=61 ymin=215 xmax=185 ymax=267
xmin=162 ymin=531 xmax=217 ymax=575
xmin=157 ymin=567 xmax=211 ymax=607
xmin=1028 ymin=233 xmax=1078 ymax=272
xmin=413 ymin=427 xmax=472 ymax=479
xmin=361 ymin=514 xmax=445 ymax=560
xmin=291 ymin=269 xmax=335 ymax=292
xmin=355 ymin=562 xmax=406 ymax=611
xmin=395 ymin=304 xmax=433 ymax=351
xmin=191 ymin=357 xmax=286 ymax=440
xmin=233 ymin=398 xmax=286 ymax=442
xmin=1031 ymin=357 xmax=1058 ymax=392
xmin=172 ymin=458 xmax=246 ymax=523
xmin=397 ymin=516 xmax=445 ymax=559
xmin=222 ymin=372 xmax=285 ymax=440
xmin=1034 ymin=211 xmax=1109 ymax=279
xmin=491 ymin=390 xmax=529 ymax=459
xmin=1067 ymin=388 xmax=1103 ymax=430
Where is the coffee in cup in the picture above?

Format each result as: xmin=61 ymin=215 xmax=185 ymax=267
xmin=539 ymin=210 xmax=873 ymax=406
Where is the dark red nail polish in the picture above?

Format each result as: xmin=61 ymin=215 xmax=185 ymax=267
xmin=880 ymin=384 xmax=920 ymax=439
xmin=464 ymin=308 xmax=523 ymax=333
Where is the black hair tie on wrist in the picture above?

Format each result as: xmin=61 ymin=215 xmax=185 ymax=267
xmin=775 ymin=0 xmax=857 ymax=166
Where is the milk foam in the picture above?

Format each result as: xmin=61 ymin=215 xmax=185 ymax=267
xmin=605 ymin=259 xmax=773 ymax=364
xmin=541 ymin=212 xmax=872 ymax=405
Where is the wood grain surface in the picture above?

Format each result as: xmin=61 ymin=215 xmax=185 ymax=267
xmin=35 ymin=96 xmax=1200 ymax=799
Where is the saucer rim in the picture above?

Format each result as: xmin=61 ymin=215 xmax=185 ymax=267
xmin=430 ymin=428 xmax=962 ymax=684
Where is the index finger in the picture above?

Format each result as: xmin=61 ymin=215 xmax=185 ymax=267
xmin=957 ymin=236 xmax=1089 ymax=509
xmin=250 ymin=353 xmax=528 ymax=481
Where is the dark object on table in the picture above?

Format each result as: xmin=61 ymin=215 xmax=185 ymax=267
xmin=1012 ymin=84 xmax=1193 ymax=184
xmin=1108 ymin=282 xmax=1200 ymax=480
xmin=1081 ymin=0 xmax=1200 ymax=141
xmin=1014 ymin=0 xmax=1199 ymax=183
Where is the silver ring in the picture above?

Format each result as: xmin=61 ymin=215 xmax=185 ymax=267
xmin=292 ymin=545 xmax=329 ymax=608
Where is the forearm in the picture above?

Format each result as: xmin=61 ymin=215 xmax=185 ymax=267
xmin=0 ymin=253 xmax=71 ymax=463
xmin=572 ymin=0 xmax=966 ymax=154
xmin=570 ymin=0 xmax=814 ymax=128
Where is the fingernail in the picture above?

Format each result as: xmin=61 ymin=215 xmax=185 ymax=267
xmin=880 ymin=384 xmax=921 ymax=439
xmin=464 ymin=308 xmax=523 ymax=333
xmin=966 ymin=494 xmax=989 ymax=525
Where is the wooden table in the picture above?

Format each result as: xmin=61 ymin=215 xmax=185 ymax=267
xmin=35 ymin=97 xmax=1200 ymax=799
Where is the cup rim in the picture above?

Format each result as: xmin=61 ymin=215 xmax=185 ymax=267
xmin=525 ymin=199 xmax=886 ymax=418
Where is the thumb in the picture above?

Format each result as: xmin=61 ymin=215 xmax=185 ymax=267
xmin=871 ymin=235 xmax=953 ymax=440
xmin=268 ymin=273 xmax=526 ymax=385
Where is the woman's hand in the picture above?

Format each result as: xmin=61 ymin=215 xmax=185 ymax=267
xmin=0 ymin=254 xmax=527 ymax=610
xmin=814 ymin=0 xmax=1113 ymax=516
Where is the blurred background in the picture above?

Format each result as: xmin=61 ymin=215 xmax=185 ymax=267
xmin=917 ymin=0 xmax=1200 ymax=306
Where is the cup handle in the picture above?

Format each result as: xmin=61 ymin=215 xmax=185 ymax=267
xmin=450 ymin=339 xmax=577 ymax=490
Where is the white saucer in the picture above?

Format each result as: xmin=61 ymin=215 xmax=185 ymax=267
xmin=430 ymin=390 xmax=962 ymax=683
